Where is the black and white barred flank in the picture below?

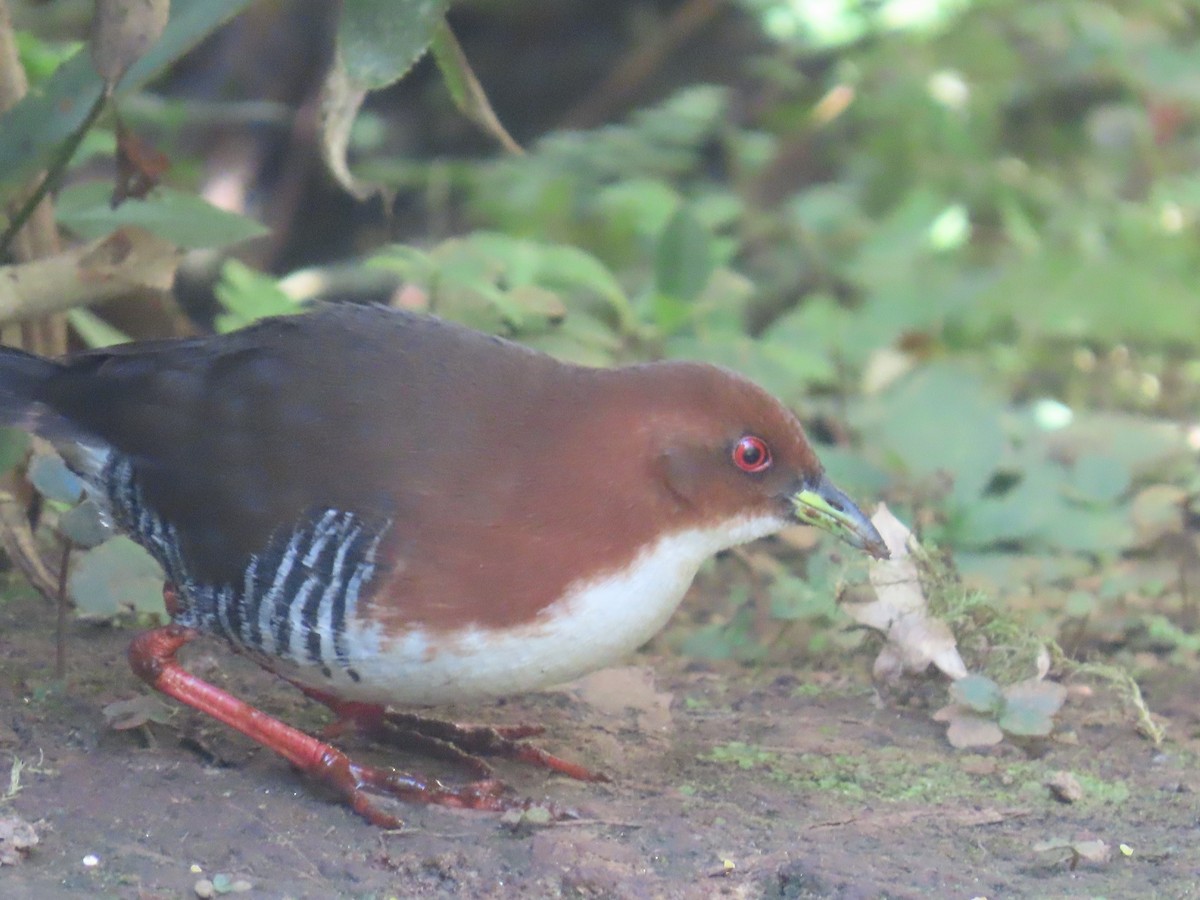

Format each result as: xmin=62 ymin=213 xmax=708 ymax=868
xmin=102 ymin=454 xmax=390 ymax=682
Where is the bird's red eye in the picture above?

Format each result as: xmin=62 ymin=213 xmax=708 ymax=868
xmin=733 ymin=436 xmax=771 ymax=473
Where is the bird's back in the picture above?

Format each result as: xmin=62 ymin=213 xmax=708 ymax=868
xmin=5 ymin=307 xmax=560 ymax=587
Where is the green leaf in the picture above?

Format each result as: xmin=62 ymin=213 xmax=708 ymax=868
xmin=528 ymin=244 xmax=634 ymax=328
xmin=59 ymin=501 xmax=114 ymax=549
xmin=768 ymin=573 xmax=839 ymax=622
xmin=1015 ymin=409 xmax=1189 ymax=477
xmin=1034 ymin=500 xmax=1133 ymax=556
xmin=647 ymin=293 xmax=694 ymax=335
xmin=998 ymin=679 xmax=1068 ymax=736
xmin=0 ymin=429 xmax=30 ymax=475
xmin=596 ymin=178 xmax=682 ymax=242
xmin=1065 ymin=454 xmax=1131 ymax=506
xmin=787 ymin=183 xmax=861 ymax=237
xmin=1143 ymin=615 xmax=1200 ymax=654
xmin=850 ymin=188 xmax=946 ymax=292
xmin=522 ymin=309 xmax=622 ymax=366
xmin=338 ymin=0 xmax=449 ymax=90
xmin=858 ymin=363 xmax=1006 ymax=506
xmin=56 ymin=182 xmax=267 ymax=250
xmin=758 ymin=296 xmax=852 ymax=383
xmin=214 ymin=261 xmax=298 ymax=332
xmin=0 ymin=0 xmax=255 ymax=191
xmin=663 ymin=330 xmax=830 ymax=403
xmin=812 ymin=444 xmax=892 ymax=499
xmin=955 ymin=458 xmax=1134 ymax=554
xmin=27 ymin=454 xmax=85 ymax=504
xmin=969 ymin=246 xmax=1200 ymax=344
xmin=950 ymin=674 xmax=1005 ymax=715
xmin=322 ymin=0 xmax=451 ymax=198
xmin=430 ymin=22 xmax=520 ymax=154
xmin=15 ymin=33 xmax=84 ymax=85
xmin=67 ymin=308 xmax=132 ymax=349
xmin=996 ymin=705 xmax=1054 ymax=737
xmin=1064 ymin=591 xmax=1097 ymax=617
xmin=69 ymin=537 xmax=166 ymax=619
xmin=368 ymin=245 xmax=437 ymax=284
xmin=654 ymin=205 xmax=714 ymax=305
xmin=954 ymin=463 xmax=1059 ymax=548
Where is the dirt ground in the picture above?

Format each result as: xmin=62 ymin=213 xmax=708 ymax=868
xmin=0 ymin=581 xmax=1198 ymax=899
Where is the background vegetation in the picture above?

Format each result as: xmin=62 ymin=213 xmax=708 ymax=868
xmin=2 ymin=0 xmax=1199 ymax=742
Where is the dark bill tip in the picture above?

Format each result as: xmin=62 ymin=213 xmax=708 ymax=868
xmin=789 ymin=475 xmax=890 ymax=560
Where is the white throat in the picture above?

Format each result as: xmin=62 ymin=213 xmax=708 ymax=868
xmin=325 ymin=513 xmax=786 ymax=706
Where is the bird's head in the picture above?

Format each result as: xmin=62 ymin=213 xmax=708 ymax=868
xmin=647 ymin=362 xmax=889 ymax=560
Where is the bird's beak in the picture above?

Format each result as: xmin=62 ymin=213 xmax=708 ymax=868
xmin=789 ymin=474 xmax=890 ymax=560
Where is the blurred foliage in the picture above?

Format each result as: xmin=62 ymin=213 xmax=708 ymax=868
xmin=55 ymin=181 xmax=267 ymax=249
xmin=3 ymin=0 xmax=1200 ymax=683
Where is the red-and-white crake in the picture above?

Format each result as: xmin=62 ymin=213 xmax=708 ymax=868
xmin=0 ymin=304 xmax=887 ymax=827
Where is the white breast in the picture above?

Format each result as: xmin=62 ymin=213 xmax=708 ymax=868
xmin=309 ymin=513 xmax=785 ymax=706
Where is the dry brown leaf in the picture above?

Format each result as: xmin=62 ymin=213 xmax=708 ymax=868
xmin=1130 ymin=484 xmax=1185 ymax=547
xmin=1071 ymin=839 xmax=1111 ymax=864
xmin=113 ymin=117 xmax=170 ymax=205
xmin=77 ymin=226 xmax=179 ymax=291
xmin=0 ymin=814 xmax=38 ymax=866
xmin=940 ymin=710 xmax=1004 ymax=749
xmin=1035 ymin=645 xmax=1052 ymax=680
xmin=318 ymin=60 xmax=376 ymax=202
xmin=102 ymin=694 xmax=172 ymax=731
xmin=1033 ymin=837 xmax=1111 ymax=868
xmin=845 ymin=505 xmax=967 ymax=683
xmin=90 ymin=0 xmax=170 ymax=88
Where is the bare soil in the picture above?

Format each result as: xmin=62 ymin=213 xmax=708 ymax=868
xmin=0 ymin=581 xmax=1197 ymax=899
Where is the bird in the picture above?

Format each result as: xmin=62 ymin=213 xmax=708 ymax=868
xmin=0 ymin=303 xmax=887 ymax=827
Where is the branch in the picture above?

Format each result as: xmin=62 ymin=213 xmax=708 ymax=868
xmin=0 ymin=227 xmax=180 ymax=323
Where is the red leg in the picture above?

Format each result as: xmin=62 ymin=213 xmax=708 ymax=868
xmin=296 ymin=684 xmax=608 ymax=782
xmin=128 ymin=625 xmax=565 ymax=828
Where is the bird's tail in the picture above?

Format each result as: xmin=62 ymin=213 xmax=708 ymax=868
xmin=0 ymin=346 xmax=65 ymax=435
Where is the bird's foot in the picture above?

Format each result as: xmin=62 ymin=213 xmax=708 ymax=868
xmin=128 ymin=625 xmax=582 ymax=828
xmin=368 ymin=710 xmax=609 ymax=783
xmin=298 ymin=687 xmax=609 ymax=783
xmin=316 ymin=753 xmax=582 ymax=828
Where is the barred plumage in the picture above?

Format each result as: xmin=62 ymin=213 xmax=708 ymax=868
xmin=100 ymin=451 xmax=389 ymax=678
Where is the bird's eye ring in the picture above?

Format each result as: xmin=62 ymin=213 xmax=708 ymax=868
xmin=733 ymin=435 xmax=772 ymax=473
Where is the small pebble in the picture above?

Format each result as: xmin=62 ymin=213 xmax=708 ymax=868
xmin=1045 ymin=770 xmax=1084 ymax=803
xmin=194 ymin=878 xmax=214 ymax=899
xmin=82 ymin=854 xmax=99 ymax=868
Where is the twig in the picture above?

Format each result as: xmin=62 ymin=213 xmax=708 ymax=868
xmin=0 ymin=228 xmax=180 ymax=323
xmin=0 ymin=479 xmax=60 ymax=600
xmin=0 ymin=89 xmax=108 ymax=259
xmin=55 ymin=541 xmax=71 ymax=680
